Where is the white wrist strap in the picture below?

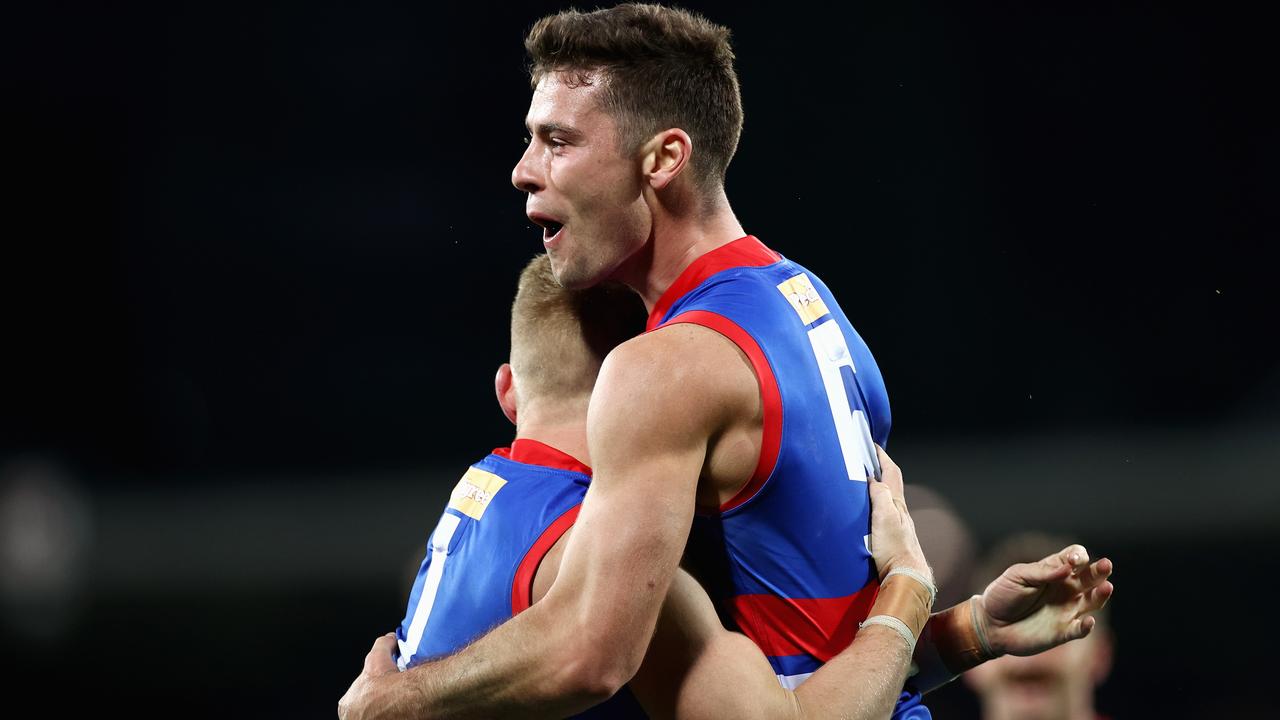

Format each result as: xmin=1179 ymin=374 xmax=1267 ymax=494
xmin=860 ymin=614 xmax=918 ymax=654
xmin=884 ymin=566 xmax=937 ymax=607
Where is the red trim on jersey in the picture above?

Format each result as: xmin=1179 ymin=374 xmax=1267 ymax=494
xmin=731 ymin=580 xmax=881 ymax=661
xmin=646 ymin=235 xmax=781 ymax=331
xmin=661 ymin=310 xmax=782 ymax=513
xmin=492 ymin=439 xmax=592 ymax=476
xmin=511 ymin=503 xmax=581 ymax=615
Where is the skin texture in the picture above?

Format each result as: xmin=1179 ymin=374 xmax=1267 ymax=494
xmin=337 ymin=70 xmax=1116 ymax=719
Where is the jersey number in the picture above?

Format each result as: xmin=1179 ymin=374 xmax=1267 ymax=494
xmin=806 ymin=319 xmax=880 ymax=481
xmin=396 ymin=512 xmax=463 ymax=670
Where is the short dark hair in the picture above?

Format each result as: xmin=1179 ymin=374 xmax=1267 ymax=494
xmin=525 ymin=3 xmax=743 ymax=192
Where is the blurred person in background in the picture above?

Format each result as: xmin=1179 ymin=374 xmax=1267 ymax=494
xmin=963 ymin=533 xmax=1114 ymax=720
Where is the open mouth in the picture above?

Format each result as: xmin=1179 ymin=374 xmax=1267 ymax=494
xmin=529 ymin=211 xmax=565 ymax=245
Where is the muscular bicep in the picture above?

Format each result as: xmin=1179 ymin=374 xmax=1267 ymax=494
xmin=630 ymin=570 xmax=799 ymax=720
xmin=538 ymin=328 xmax=737 ymax=677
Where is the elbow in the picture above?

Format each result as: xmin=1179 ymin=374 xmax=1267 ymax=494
xmin=553 ymin=656 xmax=630 ymax=708
xmin=546 ymin=626 xmax=645 ymax=707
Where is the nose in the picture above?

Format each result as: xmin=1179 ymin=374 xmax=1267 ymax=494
xmin=511 ymin=140 xmax=543 ymax=194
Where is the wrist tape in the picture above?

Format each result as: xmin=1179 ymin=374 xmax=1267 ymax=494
xmin=884 ymin=566 xmax=937 ymax=607
xmin=928 ymin=595 xmax=995 ymax=675
xmin=862 ymin=572 xmax=934 ymax=648
xmin=860 ymin=615 xmax=918 ymax=653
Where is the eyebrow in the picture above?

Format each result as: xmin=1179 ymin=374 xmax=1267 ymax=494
xmin=525 ymin=121 xmax=582 ymax=139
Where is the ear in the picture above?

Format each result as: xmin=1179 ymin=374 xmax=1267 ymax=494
xmin=642 ymin=128 xmax=693 ymax=191
xmin=495 ymin=363 xmax=518 ymax=425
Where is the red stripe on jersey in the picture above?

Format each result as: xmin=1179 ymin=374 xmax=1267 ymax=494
xmin=646 ymin=236 xmax=781 ymax=332
xmin=510 ymin=504 xmax=581 ymax=615
xmin=493 ymin=438 xmax=592 ymax=476
xmin=662 ymin=310 xmax=782 ymax=513
xmin=731 ymin=581 xmax=880 ymax=661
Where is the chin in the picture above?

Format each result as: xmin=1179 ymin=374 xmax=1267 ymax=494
xmin=547 ymin=259 xmax=591 ymax=290
xmin=548 ymin=254 xmax=608 ymax=290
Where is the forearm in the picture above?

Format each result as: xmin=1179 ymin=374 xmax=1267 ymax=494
xmin=788 ymin=572 xmax=933 ymax=719
xmin=789 ymin=624 xmax=915 ymax=720
xmin=910 ymin=596 xmax=994 ymax=694
xmin=352 ymin=602 xmax=610 ymax=720
xmin=653 ymin=574 xmax=931 ymax=720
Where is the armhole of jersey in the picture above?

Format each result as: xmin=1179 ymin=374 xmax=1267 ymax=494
xmin=663 ymin=310 xmax=782 ymax=514
xmin=510 ymin=503 xmax=581 ymax=615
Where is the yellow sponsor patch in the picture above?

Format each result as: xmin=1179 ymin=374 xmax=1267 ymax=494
xmin=776 ymin=273 xmax=830 ymax=324
xmin=448 ymin=467 xmax=507 ymax=520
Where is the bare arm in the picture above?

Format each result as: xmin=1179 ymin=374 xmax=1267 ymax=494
xmin=629 ymin=448 xmax=1115 ymax=719
xmin=338 ymin=327 xmax=736 ymax=719
xmin=630 ymin=448 xmax=934 ymax=720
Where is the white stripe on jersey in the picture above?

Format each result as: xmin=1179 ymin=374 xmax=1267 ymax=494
xmin=776 ymin=671 xmax=814 ymax=689
xmin=806 ymin=318 xmax=878 ymax=481
xmin=397 ymin=512 xmax=462 ymax=670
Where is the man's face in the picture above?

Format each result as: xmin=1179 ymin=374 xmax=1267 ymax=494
xmin=512 ymin=73 xmax=651 ymax=289
xmin=964 ymin=629 xmax=1111 ymax=720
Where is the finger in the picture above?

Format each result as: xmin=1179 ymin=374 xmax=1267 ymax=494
xmin=1077 ymin=580 xmax=1115 ymax=614
xmin=875 ymin=445 xmax=898 ymax=477
xmin=1007 ymin=555 xmax=1073 ymax=589
xmin=1074 ymin=556 xmax=1113 ymax=587
xmin=364 ymin=633 xmax=398 ymax=672
xmin=1069 ymin=614 xmax=1097 ymax=642
xmin=868 ymin=478 xmax=891 ymax=506
xmin=1030 ymin=544 xmax=1093 ymax=583
xmin=874 ymin=445 xmax=905 ymax=497
xmin=374 ymin=632 xmax=398 ymax=657
xmin=1058 ymin=544 xmax=1090 ymax=571
xmin=1064 ymin=550 xmax=1116 ymax=591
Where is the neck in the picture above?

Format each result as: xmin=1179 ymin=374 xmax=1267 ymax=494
xmin=512 ymin=402 xmax=591 ymax=466
xmin=615 ymin=187 xmax=745 ymax=312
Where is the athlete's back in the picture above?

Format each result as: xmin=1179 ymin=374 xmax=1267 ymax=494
xmin=395 ymin=439 xmax=646 ymax=718
xmin=651 ymin=236 xmax=928 ymax=718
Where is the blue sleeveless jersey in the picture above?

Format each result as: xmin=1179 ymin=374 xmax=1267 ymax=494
xmin=651 ymin=236 xmax=929 ymax=719
xmin=394 ymin=439 xmax=646 ymax=719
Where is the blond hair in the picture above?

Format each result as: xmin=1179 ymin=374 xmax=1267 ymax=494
xmin=510 ymin=254 xmax=646 ymax=404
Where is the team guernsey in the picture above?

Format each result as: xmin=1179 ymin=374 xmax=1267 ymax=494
xmin=651 ymin=236 xmax=929 ymax=719
xmin=393 ymin=439 xmax=646 ymax=719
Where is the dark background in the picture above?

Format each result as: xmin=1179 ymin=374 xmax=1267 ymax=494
xmin=3 ymin=1 xmax=1277 ymax=717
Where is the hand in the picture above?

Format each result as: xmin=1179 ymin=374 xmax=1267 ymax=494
xmin=338 ymin=633 xmax=398 ymax=719
xmin=976 ymin=545 xmax=1114 ymax=657
xmin=867 ymin=446 xmax=933 ymax=585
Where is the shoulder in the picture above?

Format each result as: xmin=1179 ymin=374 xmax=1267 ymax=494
xmin=590 ymin=324 xmax=757 ymax=439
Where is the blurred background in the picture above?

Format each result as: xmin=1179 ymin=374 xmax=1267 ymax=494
xmin=3 ymin=1 xmax=1277 ymax=717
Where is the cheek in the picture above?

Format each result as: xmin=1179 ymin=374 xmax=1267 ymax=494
xmin=578 ymin=172 xmax=648 ymax=233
